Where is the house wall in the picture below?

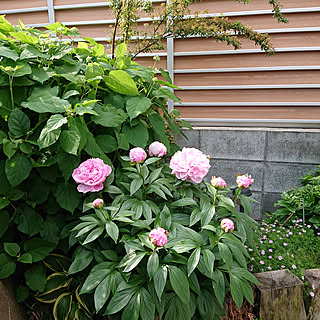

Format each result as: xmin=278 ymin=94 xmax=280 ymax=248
xmin=176 ymin=127 xmax=320 ymax=220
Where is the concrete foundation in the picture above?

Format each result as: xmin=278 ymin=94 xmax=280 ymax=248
xmin=176 ymin=127 xmax=320 ymax=221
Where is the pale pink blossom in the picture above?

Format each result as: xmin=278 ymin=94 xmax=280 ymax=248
xmin=148 ymin=141 xmax=167 ymax=157
xmin=221 ymin=218 xmax=234 ymax=233
xmin=72 ymin=158 xmax=111 ymax=193
xmin=236 ymin=174 xmax=254 ymax=188
xmin=149 ymin=227 xmax=168 ymax=247
xmin=93 ymin=198 xmax=104 ymax=209
xmin=211 ymin=176 xmax=227 ymax=190
xmin=129 ymin=147 xmax=147 ymax=164
xmin=169 ymin=147 xmax=211 ymax=184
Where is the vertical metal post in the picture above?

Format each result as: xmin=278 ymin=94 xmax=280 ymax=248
xmin=166 ymin=0 xmax=174 ymax=112
xmin=47 ymin=0 xmax=56 ymax=24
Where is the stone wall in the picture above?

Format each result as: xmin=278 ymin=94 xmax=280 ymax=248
xmin=176 ymin=127 xmax=320 ymax=221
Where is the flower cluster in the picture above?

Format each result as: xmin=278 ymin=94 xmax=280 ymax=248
xmin=149 ymin=227 xmax=168 ymax=247
xmin=169 ymin=147 xmax=211 ymax=184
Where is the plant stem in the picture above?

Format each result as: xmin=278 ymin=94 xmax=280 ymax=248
xmin=111 ymin=3 xmax=122 ymax=59
xmin=9 ymin=75 xmax=14 ymax=109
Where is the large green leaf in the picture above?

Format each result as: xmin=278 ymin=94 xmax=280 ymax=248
xmin=105 ymin=221 xmax=119 ymax=243
xmin=37 ymin=126 xmax=61 ymax=149
xmin=0 ymin=46 xmax=19 ymax=61
xmin=8 ymin=108 xmax=30 ymax=138
xmin=104 ymin=70 xmax=139 ymax=96
xmin=0 ymin=161 xmax=11 ymax=194
xmin=164 ymin=295 xmax=190 ymax=320
xmin=187 ymin=248 xmax=200 ymax=276
xmin=230 ymin=274 xmax=244 ymax=310
xmin=22 ymin=93 xmax=69 ymax=113
xmin=5 ymin=153 xmax=32 ymax=187
xmin=57 ymin=151 xmax=80 ymax=181
xmin=169 ymin=266 xmax=190 ymax=305
xmin=95 ymin=135 xmax=118 ymax=153
xmin=94 ymin=275 xmax=111 ymax=312
xmin=84 ymin=133 xmax=112 ymax=165
xmin=123 ymin=122 xmax=149 ymax=148
xmin=24 ymin=238 xmax=55 ymax=262
xmin=68 ymin=247 xmax=93 ymax=275
xmin=25 ymin=263 xmax=47 ymax=292
xmin=17 ymin=205 xmax=43 ymax=236
xmin=147 ymin=252 xmax=159 ymax=278
xmin=92 ymin=105 xmax=127 ymax=128
xmin=0 ymin=253 xmax=16 ymax=279
xmin=53 ymin=182 xmax=81 ymax=213
xmin=60 ymin=126 xmax=80 ymax=155
xmin=140 ymin=287 xmax=155 ymax=320
xmin=0 ymin=211 xmax=10 ymax=238
xmin=148 ymin=114 xmax=170 ymax=149
xmin=105 ymin=286 xmax=137 ymax=315
xmin=53 ymin=293 xmax=72 ymax=320
xmin=29 ymin=66 xmax=54 ymax=84
xmin=122 ymin=292 xmax=140 ymax=320
xmin=126 ymin=96 xmax=152 ymax=120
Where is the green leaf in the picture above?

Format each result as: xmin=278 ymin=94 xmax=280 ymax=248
xmin=80 ymin=262 xmax=114 ymax=294
xmin=25 ymin=263 xmax=47 ymax=292
xmin=53 ymin=293 xmax=72 ymax=320
xmin=122 ymin=292 xmax=140 ymax=320
xmin=201 ymin=205 xmax=215 ymax=227
xmin=53 ymin=182 xmax=81 ymax=213
xmin=94 ymin=275 xmax=112 ymax=312
xmin=212 ymin=270 xmax=225 ymax=307
xmin=169 ymin=266 xmax=190 ymax=304
xmin=22 ymin=95 xmax=68 ymax=114
xmin=104 ymin=70 xmax=139 ymax=96
xmin=126 ymin=96 xmax=152 ymax=120
xmin=29 ymin=67 xmax=54 ymax=84
xmin=17 ymin=253 xmax=32 ymax=264
xmin=57 ymin=151 xmax=80 ymax=181
xmin=68 ymin=248 xmax=93 ymax=275
xmin=17 ymin=205 xmax=43 ymax=236
xmin=5 ymin=153 xmax=32 ymax=187
xmin=130 ymin=178 xmax=143 ymax=196
xmin=170 ymin=198 xmax=197 ymax=207
xmin=84 ymin=133 xmax=112 ymax=165
xmin=15 ymin=285 xmax=29 ymax=303
xmin=92 ymin=105 xmax=127 ymax=128
xmin=24 ymin=238 xmax=55 ymax=262
xmin=8 ymin=108 xmax=30 ymax=138
xmin=105 ymin=221 xmax=119 ymax=243
xmin=147 ymin=252 xmax=159 ymax=278
xmin=37 ymin=126 xmax=61 ymax=149
xmin=105 ymin=286 xmax=137 ymax=315
xmin=0 ymin=46 xmax=19 ymax=61
xmin=45 ymin=114 xmax=68 ymax=132
xmin=140 ymin=287 xmax=155 ymax=320
xmin=148 ymin=114 xmax=170 ymax=149
xmin=123 ymin=252 xmax=146 ymax=272
xmin=96 ymin=135 xmax=118 ymax=153
xmin=10 ymin=31 xmax=38 ymax=45
xmin=187 ymin=248 xmax=201 ymax=276
xmin=218 ymin=243 xmax=232 ymax=269
xmin=165 ymin=295 xmax=190 ymax=320
xmin=0 ymin=253 xmax=16 ymax=279
xmin=154 ymin=265 xmax=167 ymax=300
xmin=115 ymin=42 xmax=127 ymax=57
xmin=0 ymin=211 xmax=10 ymax=237
xmin=202 ymin=249 xmax=215 ymax=273
xmin=230 ymin=274 xmax=244 ymax=310
xmin=3 ymin=139 xmax=17 ymax=159
xmin=60 ymin=126 xmax=80 ymax=155
xmin=0 ymin=197 xmax=10 ymax=210
xmin=4 ymin=243 xmax=20 ymax=257
xmin=83 ymin=226 xmax=104 ymax=245
xmin=123 ymin=122 xmax=149 ymax=148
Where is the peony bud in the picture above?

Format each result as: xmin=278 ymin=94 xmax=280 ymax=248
xmin=93 ymin=198 xmax=104 ymax=209
xmin=149 ymin=227 xmax=168 ymax=247
xmin=211 ymin=176 xmax=227 ymax=190
xmin=236 ymin=174 xmax=254 ymax=189
xmin=221 ymin=218 xmax=234 ymax=233
xmin=148 ymin=141 xmax=167 ymax=157
xmin=129 ymin=147 xmax=147 ymax=164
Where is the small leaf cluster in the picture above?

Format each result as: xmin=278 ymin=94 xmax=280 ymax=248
xmin=0 ymin=16 xmax=185 ymax=312
xmin=272 ymin=166 xmax=320 ymax=226
xmin=67 ymin=153 xmax=259 ymax=320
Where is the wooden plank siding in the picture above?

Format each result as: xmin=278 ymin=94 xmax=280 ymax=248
xmin=1 ymin=0 xmax=320 ymax=125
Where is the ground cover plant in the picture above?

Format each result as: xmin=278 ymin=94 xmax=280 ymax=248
xmin=0 ymin=16 xmax=261 ymax=320
xmin=272 ymin=167 xmax=320 ymax=226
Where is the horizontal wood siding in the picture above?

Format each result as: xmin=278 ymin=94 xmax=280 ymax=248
xmin=2 ymin=0 xmax=320 ymax=124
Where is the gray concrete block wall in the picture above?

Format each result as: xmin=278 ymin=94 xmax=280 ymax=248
xmin=175 ymin=127 xmax=320 ymax=220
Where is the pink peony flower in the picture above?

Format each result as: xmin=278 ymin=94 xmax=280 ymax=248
xmin=129 ymin=147 xmax=147 ymax=164
xmin=93 ymin=198 xmax=104 ymax=209
xmin=221 ymin=218 xmax=234 ymax=233
xmin=169 ymin=147 xmax=211 ymax=184
xmin=148 ymin=141 xmax=167 ymax=157
xmin=236 ymin=174 xmax=254 ymax=189
xmin=211 ymin=176 xmax=227 ymax=190
xmin=72 ymin=158 xmax=111 ymax=193
xmin=149 ymin=227 xmax=168 ymax=247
